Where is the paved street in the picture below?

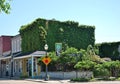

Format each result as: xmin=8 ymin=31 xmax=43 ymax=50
xmin=0 ymin=78 xmax=120 ymax=84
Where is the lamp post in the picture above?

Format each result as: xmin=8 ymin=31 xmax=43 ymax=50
xmin=44 ymin=44 xmax=48 ymax=81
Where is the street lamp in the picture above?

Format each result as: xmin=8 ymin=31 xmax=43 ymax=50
xmin=44 ymin=44 xmax=49 ymax=81
xmin=44 ymin=44 xmax=48 ymax=51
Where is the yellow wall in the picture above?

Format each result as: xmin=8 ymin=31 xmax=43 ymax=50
xmin=22 ymin=58 xmax=28 ymax=76
xmin=38 ymin=65 xmax=41 ymax=75
xmin=21 ymin=57 xmax=41 ymax=77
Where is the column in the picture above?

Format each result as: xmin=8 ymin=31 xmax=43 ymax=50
xmin=36 ymin=58 xmax=38 ymax=76
xmin=31 ymin=56 xmax=34 ymax=78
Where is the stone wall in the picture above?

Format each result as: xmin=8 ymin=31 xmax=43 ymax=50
xmin=39 ymin=71 xmax=93 ymax=79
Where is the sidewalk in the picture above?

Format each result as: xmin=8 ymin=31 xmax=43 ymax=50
xmin=0 ymin=77 xmax=70 ymax=83
xmin=25 ymin=78 xmax=70 ymax=83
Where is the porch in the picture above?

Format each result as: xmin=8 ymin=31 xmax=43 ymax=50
xmin=0 ymin=51 xmax=46 ymax=78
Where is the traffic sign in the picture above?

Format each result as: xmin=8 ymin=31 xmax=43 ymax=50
xmin=42 ymin=56 xmax=51 ymax=65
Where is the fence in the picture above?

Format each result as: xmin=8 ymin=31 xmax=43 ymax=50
xmin=39 ymin=71 xmax=93 ymax=79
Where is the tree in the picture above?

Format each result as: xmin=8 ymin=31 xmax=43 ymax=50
xmin=0 ymin=0 xmax=11 ymax=14
xmin=58 ymin=47 xmax=79 ymax=71
xmin=48 ymin=52 xmax=59 ymax=71
xmin=81 ymin=45 xmax=104 ymax=63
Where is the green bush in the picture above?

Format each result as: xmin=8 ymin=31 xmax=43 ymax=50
xmin=103 ymin=61 xmax=120 ymax=77
xmin=94 ymin=64 xmax=110 ymax=78
xmin=58 ymin=47 xmax=79 ymax=71
xmin=74 ymin=60 xmax=96 ymax=71
xmin=94 ymin=61 xmax=120 ymax=78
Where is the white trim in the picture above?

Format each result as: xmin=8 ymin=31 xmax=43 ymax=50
xmin=0 ymin=56 xmax=11 ymax=60
xmin=13 ymin=55 xmax=31 ymax=60
xmin=0 ymin=55 xmax=44 ymax=60
xmin=13 ymin=55 xmax=44 ymax=60
xmin=36 ymin=58 xmax=38 ymax=76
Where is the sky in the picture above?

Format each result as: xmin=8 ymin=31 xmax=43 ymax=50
xmin=0 ymin=0 xmax=120 ymax=43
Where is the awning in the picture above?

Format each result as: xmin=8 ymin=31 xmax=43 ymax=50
xmin=0 ymin=56 xmax=11 ymax=60
xmin=0 ymin=51 xmax=46 ymax=60
xmin=13 ymin=51 xmax=46 ymax=60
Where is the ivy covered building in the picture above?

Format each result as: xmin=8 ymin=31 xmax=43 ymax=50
xmin=19 ymin=18 xmax=95 ymax=53
xmin=0 ymin=18 xmax=95 ymax=78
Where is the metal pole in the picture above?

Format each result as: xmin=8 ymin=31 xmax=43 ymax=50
xmin=44 ymin=44 xmax=49 ymax=81
xmin=45 ymin=65 xmax=48 ymax=80
xmin=45 ymin=50 xmax=48 ymax=81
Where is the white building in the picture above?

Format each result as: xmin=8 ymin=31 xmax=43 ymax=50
xmin=12 ymin=34 xmax=21 ymax=54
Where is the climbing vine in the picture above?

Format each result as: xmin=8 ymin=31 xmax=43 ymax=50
xmin=19 ymin=18 xmax=95 ymax=52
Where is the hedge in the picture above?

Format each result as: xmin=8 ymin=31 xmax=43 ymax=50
xmin=96 ymin=42 xmax=120 ymax=60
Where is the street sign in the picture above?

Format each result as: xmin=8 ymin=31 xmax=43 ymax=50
xmin=55 ymin=43 xmax=62 ymax=56
xmin=42 ymin=56 xmax=51 ymax=65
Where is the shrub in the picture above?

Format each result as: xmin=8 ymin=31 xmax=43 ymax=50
xmin=74 ymin=60 xmax=96 ymax=71
xmin=103 ymin=61 xmax=120 ymax=77
xmin=58 ymin=47 xmax=79 ymax=71
xmin=94 ymin=64 xmax=110 ymax=78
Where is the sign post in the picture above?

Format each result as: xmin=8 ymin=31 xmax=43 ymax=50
xmin=42 ymin=56 xmax=51 ymax=81
xmin=42 ymin=56 xmax=51 ymax=66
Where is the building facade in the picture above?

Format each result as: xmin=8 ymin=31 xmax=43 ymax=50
xmin=12 ymin=34 xmax=21 ymax=54
xmin=0 ymin=36 xmax=12 ymax=77
xmin=0 ymin=36 xmax=12 ymax=56
xmin=0 ymin=34 xmax=45 ymax=78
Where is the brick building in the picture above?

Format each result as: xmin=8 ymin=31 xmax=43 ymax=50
xmin=0 ymin=36 xmax=12 ymax=77
xmin=0 ymin=36 xmax=12 ymax=56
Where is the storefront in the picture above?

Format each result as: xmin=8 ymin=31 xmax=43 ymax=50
xmin=0 ymin=56 xmax=11 ymax=77
xmin=13 ymin=51 xmax=45 ymax=78
xmin=0 ymin=51 xmax=45 ymax=78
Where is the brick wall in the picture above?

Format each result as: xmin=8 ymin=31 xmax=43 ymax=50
xmin=3 ymin=36 xmax=11 ymax=52
xmin=0 ymin=36 xmax=12 ymax=56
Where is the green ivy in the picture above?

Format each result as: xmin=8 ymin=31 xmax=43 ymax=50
xmin=96 ymin=42 xmax=120 ymax=60
xmin=19 ymin=18 xmax=95 ymax=53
